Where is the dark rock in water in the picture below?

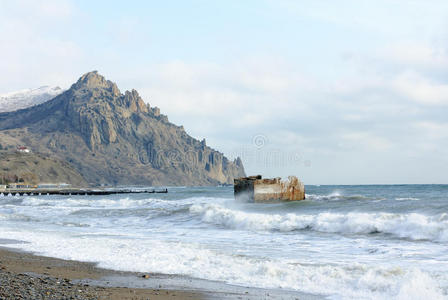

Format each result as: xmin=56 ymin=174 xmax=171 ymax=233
xmin=234 ymin=175 xmax=305 ymax=202
xmin=0 ymin=71 xmax=246 ymax=186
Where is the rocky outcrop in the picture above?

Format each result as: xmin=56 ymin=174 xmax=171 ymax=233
xmin=0 ymin=71 xmax=245 ymax=186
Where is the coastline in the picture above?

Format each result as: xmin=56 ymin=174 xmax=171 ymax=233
xmin=0 ymin=240 xmax=322 ymax=300
xmin=0 ymin=243 xmax=205 ymax=300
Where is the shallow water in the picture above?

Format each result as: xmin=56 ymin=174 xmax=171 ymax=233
xmin=1 ymin=185 xmax=447 ymax=299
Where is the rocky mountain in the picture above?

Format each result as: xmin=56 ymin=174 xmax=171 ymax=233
xmin=0 ymin=150 xmax=87 ymax=187
xmin=0 ymin=86 xmax=63 ymax=113
xmin=0 ymin=71 xmax=245 ymax=186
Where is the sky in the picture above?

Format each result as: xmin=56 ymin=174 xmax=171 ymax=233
xmin=1 ymin=0 xmax=448 ymax=184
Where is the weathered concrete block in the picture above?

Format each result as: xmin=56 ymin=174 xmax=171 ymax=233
xmin=234 ymin=175 xmax=305 ymax=202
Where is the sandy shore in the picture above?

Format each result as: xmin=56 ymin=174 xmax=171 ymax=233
xmin=0 ymin=246 xmax=206 ymax=300
xmin=0 ymin=240 xmax=321 ymax=300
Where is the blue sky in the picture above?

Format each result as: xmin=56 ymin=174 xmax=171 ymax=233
xmin=1 ymin=0 xmax=448 ymax=184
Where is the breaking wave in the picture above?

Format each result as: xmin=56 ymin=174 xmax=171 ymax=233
xmin=190 ymin=203 xmax=448 ymax=242
xmin=19 ymin=196 xmax=202 ymax=209
xmin=0 ymin=229 xmax=445 ymax=300
xmin=305 ymin=192 xmax=382 ymax=201
xmin=395 ymin=197 xmax=420 ymax=201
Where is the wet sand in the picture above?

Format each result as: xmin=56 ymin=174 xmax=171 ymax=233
xmin=0 ymin=246 xmax=206 ymax=300
xmin=0 ymin=240 xmax=321 ymax=299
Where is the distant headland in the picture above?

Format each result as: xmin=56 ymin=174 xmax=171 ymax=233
xmin=0 ymin=71 xmax=245 ymax=187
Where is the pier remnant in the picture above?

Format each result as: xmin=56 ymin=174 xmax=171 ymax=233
xmin=234 ymin=175 xmax=305 ymax=202
xmin=0 ymin=188 xmax=168 ymax=196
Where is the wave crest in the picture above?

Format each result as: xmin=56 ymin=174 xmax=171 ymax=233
xmin=190 ymin=203 xmax=448 ymax=242
xmin=305 ymin=192 xmax=381 ymax=201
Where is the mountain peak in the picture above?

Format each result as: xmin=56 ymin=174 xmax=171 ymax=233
xmin=77 ymin=70 xmax=104 ymax=85
xmin=72 ymin=71 xmax=120 ymax=95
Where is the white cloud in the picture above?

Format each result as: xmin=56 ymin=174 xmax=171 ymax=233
xmin=340 ymin=132 xmax=393 ymax=152
xmin=0 ymin=0 xmax=82 ymax=92
xmin=2 ymin=0 xmax=75 ymax=19
xmin=232 ymin=112 xmax=269 ymax=128
xmin=393 ymin=71 xmax=448 ymax=105
xmin=128 ymin=50 xmax=448 ymax=182
xmin=380 ymin=42 xmax=448 ymax=70
xmin=413 ymin=121 xmax=448 ymax=140
xmin=30 ymin=0 xmax=74 ymax=18
xmin=331 ymin=75 xmax=386 ymax=95
xmin=137 ymin=59 xmax=314 ymax=124
xmin=274 ymin=0 xmax=448 ymax=38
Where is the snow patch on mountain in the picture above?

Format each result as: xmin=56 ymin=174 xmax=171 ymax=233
xmin=0 ymin=86 xmax=64 ymax=112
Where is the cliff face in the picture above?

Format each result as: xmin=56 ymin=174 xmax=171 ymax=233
xmin=0 ymin=71 xmax=245 ymax=186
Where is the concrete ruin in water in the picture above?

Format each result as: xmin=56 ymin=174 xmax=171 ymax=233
xmin=234 ymin=175 xmax=305 ymax=202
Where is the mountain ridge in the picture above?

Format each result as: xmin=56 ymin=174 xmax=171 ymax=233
xmin=0 ymin=71 xmax=245 ymax=186
xmin=0 ymin=86 xmax=63 ymax=113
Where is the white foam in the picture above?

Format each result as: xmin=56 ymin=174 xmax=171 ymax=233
xmin=0 ymin=229 xmax=445 ymax=300
xmin=305 ymin=192 xmax=375 ymax=201
xmin=0 ymin=196 xmax=221 ymax=230
xmin=190 ymin=203 xmax=448 ymax=242
xmin=396 ymin=269 xmax=445 ymax=300
xmin=19 ymin=196 xmax=210 ymax=209
xmin=306 ymin=192 xmax=342 ymax=200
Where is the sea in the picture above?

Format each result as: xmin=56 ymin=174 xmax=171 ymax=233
xmin=0 ymin=185 xmax=447 ymax=299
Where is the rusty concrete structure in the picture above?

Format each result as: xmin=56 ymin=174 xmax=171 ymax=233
xmin=234 ymin=175 xmax=305 ymax=202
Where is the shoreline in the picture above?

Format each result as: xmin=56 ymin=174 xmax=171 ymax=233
xmin=0 ymin=245 xmax=206 ymax=300
xmin=0 ymin=241 xmax=322 ymax=299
